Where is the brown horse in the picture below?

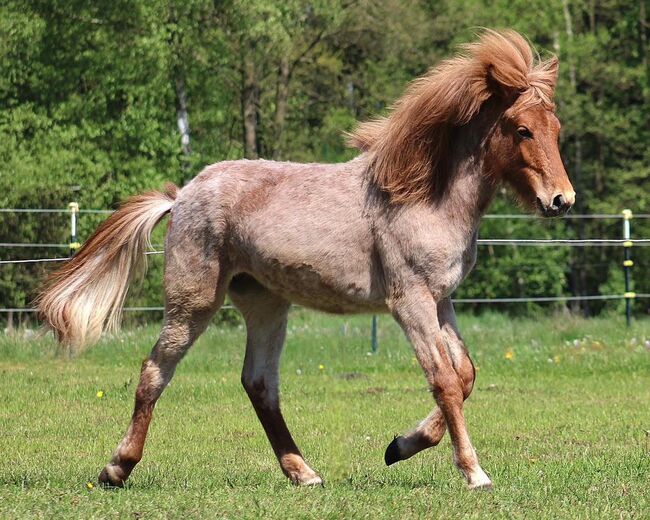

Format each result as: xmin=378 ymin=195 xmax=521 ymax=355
xmin=37 ymin=30 xmax=574 ymax=490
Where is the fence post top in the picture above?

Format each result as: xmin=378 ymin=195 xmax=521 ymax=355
xmin=622 ymin=209 xmax=633 ymax=220
xmin=68 ymin=202 xmax=79 ymax=213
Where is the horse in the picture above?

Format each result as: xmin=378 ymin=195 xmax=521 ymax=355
xmin=37 ymin=29 xmax=574 ymax=491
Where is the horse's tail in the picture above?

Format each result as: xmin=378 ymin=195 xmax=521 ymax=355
xmin=36 ymin=184 xmax=178 ymax=350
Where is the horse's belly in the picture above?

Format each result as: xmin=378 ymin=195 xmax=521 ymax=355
xmin=240 ymin=252 xmax=385 ymax=314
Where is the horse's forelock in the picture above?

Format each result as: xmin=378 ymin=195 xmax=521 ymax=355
xmin=349 ymin=30 xmax=558 ymax=205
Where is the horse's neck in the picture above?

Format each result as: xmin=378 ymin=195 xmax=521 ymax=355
xmin=437 ymin=154 xmax=496 ymax=241
xmin=439 ymin=105 xmax=502 ymax=237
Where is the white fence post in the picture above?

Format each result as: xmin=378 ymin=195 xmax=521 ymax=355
xmin=68 ymin=202 xmax=80 ymax=257
xmin=622 ymin=209 xmax=634 ymax=326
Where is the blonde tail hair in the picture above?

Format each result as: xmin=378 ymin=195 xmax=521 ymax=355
xmin=36 ymin=184 xmax=178 ymax=350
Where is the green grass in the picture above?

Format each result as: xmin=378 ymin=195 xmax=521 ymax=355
xmin=1 ymin=311 xmax=649 ymax=519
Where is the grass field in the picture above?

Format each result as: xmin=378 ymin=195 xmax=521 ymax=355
xmin=1 ymin=311 xmax=649 ymax=519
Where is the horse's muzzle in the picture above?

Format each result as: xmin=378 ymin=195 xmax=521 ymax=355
xmin=537 ymin=194 xmax=573 ymax=217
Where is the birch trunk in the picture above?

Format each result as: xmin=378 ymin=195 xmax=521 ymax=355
xmin=242 ymin=51 xmax=259 ymax=159
xmin=175 ymin=75 xmax=191 ymax=175
xmin=561 ymin=0 xmax=588 ymax=315
xmin=272 ymin=56 xmax=290 ymax=159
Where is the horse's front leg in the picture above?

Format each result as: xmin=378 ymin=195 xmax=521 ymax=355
xmin=389 ymin=290 xmax=491 ymax=490
xmin=385 ymin=298 xmax=476 ymax=464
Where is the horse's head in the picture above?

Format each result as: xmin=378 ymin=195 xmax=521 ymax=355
xmin=487 ymin=59 xmax=575 ymax=217
xmin=349 ymin=30 xmax=576 ymax=215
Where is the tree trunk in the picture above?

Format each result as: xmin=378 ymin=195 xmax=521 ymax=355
xmin=166 ymin=5 xmax=192 ymax=180
xmin=641 ymin=0 xmax=648 ymax=73
xmin=561 ymin=0 xmax=588 ymax=315
xmin=272 ymin=56 xmax=290 ymax=159
xmin=241 ymin=51 xmax=259 ymax=159
xmin=174 ymin=74 xmax=191 ymax=180
xmin=6 ymin=309 xmax=14 ymax=336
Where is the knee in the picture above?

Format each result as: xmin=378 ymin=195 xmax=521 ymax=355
xmin=147 ymin=339 xmax=190 ymax=380
xmin=241 ymin=372 xmax=254 ymax=392
xmin=135 ymin=359 xmax=167 ymax=402
xmin=241 ymin=373 xmax=265 ymax=404
xmin=430 ymin=368 xmax=464 ymax=402
xmin=457 ymin=356 xmax=476 ymax=400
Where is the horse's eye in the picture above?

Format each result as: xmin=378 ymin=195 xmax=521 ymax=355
xmin=517 ymin=126 xmax=533 ymax=139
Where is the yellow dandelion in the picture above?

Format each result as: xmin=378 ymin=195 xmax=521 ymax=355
xmin=86 ymin=482 xmax=94 ymax=490
xmin=591 ymin=340 xmax=604 ymax=351
xmin=553 ymin=355 xmax=561 ymax=364
xmin=504 ymin=350 xmax=514 ymax=361
xmin=318 ymin=364 xmax=325 ymax=370
xmin=96 ymin=390 xmax=104 ymax=399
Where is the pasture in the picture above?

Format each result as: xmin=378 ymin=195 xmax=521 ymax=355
xmin=1 ymin=311 xmax=648 ymax=519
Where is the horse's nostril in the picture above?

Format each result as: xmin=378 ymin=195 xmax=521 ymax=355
xmin=552 ymin=194 xmax=565 ymax=210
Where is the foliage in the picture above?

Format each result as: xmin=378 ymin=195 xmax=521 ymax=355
xmin=0 ymin=0 xmax=648 ymax=319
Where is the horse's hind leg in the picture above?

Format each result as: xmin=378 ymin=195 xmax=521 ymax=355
xmin=98 ymin=251 xmax=227 ymax=487
xmin=385 ymin=299 xmax=475 ymax=464
xmin=229 ymin=275 xmax=322 ymax=486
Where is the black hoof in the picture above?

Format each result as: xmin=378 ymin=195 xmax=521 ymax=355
xmin=384 ymin=436 xmax=402 ymax=466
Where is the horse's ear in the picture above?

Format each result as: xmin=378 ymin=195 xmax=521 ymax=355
xmin=542 ymin=56 xmax=559 ymax=90
xmin=525 ymin=55 xmax=560 ymax=98
xmin=486 ymin=63 xmax=528 ymax=99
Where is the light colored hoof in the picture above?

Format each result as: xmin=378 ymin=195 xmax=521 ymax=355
xmin=295 ymin=473 xmax=324 ymax=487
xmin=458 ymin=466 xmax=492 ymax=491
xmin=467 ymin=473 xmax=493 ymax=491
xmin=464 ymin=466 xmax=493 ymax=491
xmin=281 ymin=454 xmax=323 ymax=487
xmin=468 ymin=480 xmax=493 ymax=491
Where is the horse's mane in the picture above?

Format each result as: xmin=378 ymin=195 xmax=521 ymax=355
xmin=348 ymin=29 xmax=559 ymax=204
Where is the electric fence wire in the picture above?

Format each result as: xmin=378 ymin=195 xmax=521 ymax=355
xmin=2 ymin=295 xmax=649 ymax=314
xmin=2 ymin=210 xmax=649 ymax=313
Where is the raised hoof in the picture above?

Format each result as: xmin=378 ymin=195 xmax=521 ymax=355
xmin=98 ymin=465 xmax=125 ymax=488
xmin=384 ymin=436 xmax=402 ymax=466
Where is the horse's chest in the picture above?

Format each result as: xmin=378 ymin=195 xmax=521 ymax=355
xmin=416 ymin=240 xmax=477 ymax=299
xmin=435 ymin=259 xmax=468 ymax=298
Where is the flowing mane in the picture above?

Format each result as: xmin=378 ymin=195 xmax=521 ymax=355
xmin=348 ymin=29 xmax=559 ymax=204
